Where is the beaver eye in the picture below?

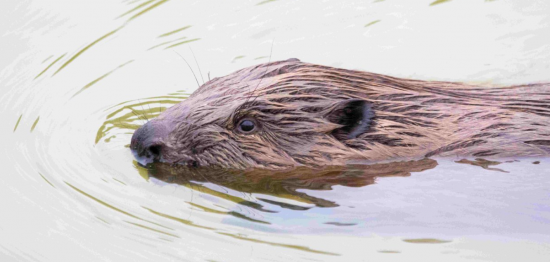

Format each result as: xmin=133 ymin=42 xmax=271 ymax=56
xmin=237 ymin=119 xmax=256 ymax=133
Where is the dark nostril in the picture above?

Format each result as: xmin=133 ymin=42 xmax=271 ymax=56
xmin=147 ymin=145 xmax=162 ymax=158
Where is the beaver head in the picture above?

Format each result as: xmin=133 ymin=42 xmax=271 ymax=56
xmin=131 ymin=59 xmax=550 ymax=169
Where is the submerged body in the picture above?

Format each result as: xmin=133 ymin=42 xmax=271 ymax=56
xmin=131 ymin=59 xmax=550 ymax=169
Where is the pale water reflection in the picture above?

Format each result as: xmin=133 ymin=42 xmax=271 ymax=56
xmin=2 ymin=0 xmax=550 ymax=261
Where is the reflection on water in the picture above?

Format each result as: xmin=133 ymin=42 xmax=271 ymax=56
xmin=455 ymin=158 xmax=509 ymax=173
xmin=147 ymin=159 xmax=438 ymax=209
xmin=403 ymin=238 xmax=452 ymax=244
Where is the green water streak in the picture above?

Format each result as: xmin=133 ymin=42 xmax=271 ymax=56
xmin=72 ymin=60 xmax=134 ymax=98
xmin=158 ymin=25 xmax=192 ymax=38
xmin=13 ymin=114 xmax=22 ymax=132
xmin=365 ymin=20 xmax=381 ymax=27
xmin=113 ymin=178 xmax=127 ymax=185
xmin=35 ymin=54 xmax=66 ymax=79
xmin=403 ymin=238 xmax=452 ymax=244
xmin=189 ymin=202 xmax=271 ymax=225
xmin=147 ymin=36 xmax=187 ymax=50
xmin=54 ymin=28 xmax=121 ymax=75
xmin=128 ymin=0 xmax=170 ymax=21
xmin=30 ymin=117 xmax=40 ymax=132
xmin=378 ymin=250 xmax=400 ymax=253
xmin=65 ymin=181 xmax=174 ymax=230
xmin=38 ymin=172 xmax=55 ymax=188
xmin=232 ymin=55 xmax=245 ymax=63
xmin=218 ymin=232 xmax=340 ymax=256
xmin=41 ymin=55 xmax=53 ymax=64
xmin=164 ymin=38 xmax=201 ymax=49
xmin=144 ymin=207 xmax=216 ymax=230
xmin=257 ymin=0 xmax=277 ymax=5
xmin=95 ymin=216 xmax=110 ymax=224
xmin=125 ymin=221 xmax=180 ymax=238
xmin=118 ymin=0 xmax=156 ymax=18
xmin=430 ymin=0 xmax=452 ymax=6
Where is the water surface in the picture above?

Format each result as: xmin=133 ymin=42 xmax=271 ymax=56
xmin=1 ymin=0 xmax=550 ymax=261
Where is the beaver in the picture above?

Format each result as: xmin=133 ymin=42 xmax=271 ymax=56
xmin=130 ymin=58 xmax=550 ymax=169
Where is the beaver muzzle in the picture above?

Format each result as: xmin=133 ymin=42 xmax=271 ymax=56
xmin=130 ymin=121 xmax=163 ymax=166
xmin=131 ymin=116 xmax=187 ymax=166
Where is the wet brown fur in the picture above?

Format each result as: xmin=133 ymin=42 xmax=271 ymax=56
xmin=143 ymin=59 xmax=550 ymax=169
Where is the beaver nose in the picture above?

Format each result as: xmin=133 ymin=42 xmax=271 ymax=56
xmin=130 ymin=121 xmax=168 ymax=166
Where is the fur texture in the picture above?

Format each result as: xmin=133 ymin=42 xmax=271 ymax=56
xmin=131 ymin=59 xmax=550 ymax=169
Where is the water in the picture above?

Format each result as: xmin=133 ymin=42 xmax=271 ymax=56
xmin=1 ymin=0 xmax=550 ymax=261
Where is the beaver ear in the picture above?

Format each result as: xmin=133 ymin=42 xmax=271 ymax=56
xmin=326 ymin=99 xmax=374 ymax=140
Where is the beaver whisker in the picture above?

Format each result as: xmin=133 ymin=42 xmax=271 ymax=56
xmin=136 ymin=99 xmax=149 ymax=122
xmin=189 ymin=46 xmax=205 ymax=85
xmin=246 ymin=40 xmax=275 ymax=105
xmin=173 ymin=51 xmax=200 ymax=88
xmin=145 ymin=100 xmax=154 ymax=118
xmin=128 ymin=106 xmax=147 ymax=124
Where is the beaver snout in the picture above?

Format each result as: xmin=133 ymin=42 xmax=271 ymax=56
xmin=131 ymin=115 xmax=191 ymax=166
xmin=131 ymin=117 xmax=201 ymax=167
xmin=130 ymin=121 xmax=166 ymax=166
